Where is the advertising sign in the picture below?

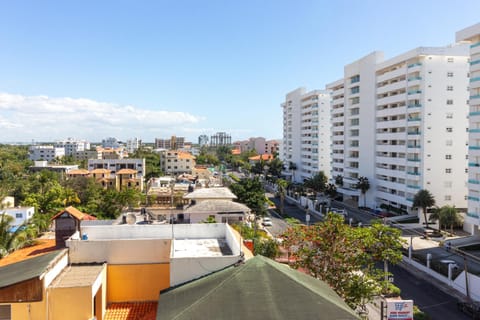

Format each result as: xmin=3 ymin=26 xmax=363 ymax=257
xmin=386 ymin=299 xmax=413 ymax=320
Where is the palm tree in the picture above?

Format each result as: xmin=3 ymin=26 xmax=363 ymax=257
xmin=335 ymin=175 xmax=343 ymax=187
xmin=429 ymin=205 xmax=460 ymax=234
xmin=413 ymin=189 xmax=435 ymax=229
xmin=289 ymin=162 xmax=297 ymax=182
xmin=0 ymin=213 xmax=34 ymax=258
xmin=355 ymin=176 xmax=370 ymax=208
xmin=277 ymin=179 xmax=288 ymax=216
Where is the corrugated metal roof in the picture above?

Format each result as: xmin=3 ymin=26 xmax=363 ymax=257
xmin=157 ymin=256 xmax=359 ymax=320
xmin=0 ymin=250 xmax=66 ymax=288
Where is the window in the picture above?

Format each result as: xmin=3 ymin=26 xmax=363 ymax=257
xmin=0 ymin=305 xmax=11 ymax=320
xmin=445 ymin=155 xmax=452 ymax=160
xmin=447 ymin=57 xmax=454 ymax=63
xmin=447 ymin=72 xmax=454 ymax=77
xmin=15 ymin=213 xmax=22 ymax=218
xmin=445 ymin=168 xmax=452 ymax=173
xmin=447 ymin=99 xmax=453 ymax=105
xmin=447 ymin=86 xmax=453 ymax=91
xmin=445 ymin=195 xmax=452 ymax=201
xmin=446 ymin=140 xmax=453 ymax=146
xmin=446 ymin=113 xmax=453 ymax=119
xmin=444 ymin=181 xmax=452 ymax=188
xmin=446 ymin=127 xmax=453 ymax=132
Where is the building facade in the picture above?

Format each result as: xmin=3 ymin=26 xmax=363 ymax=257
xmin=54 ymin=138 xmax=90 ymax=156
xmin=457 ymin=23 xmax=480 ymax=234
xmin=155 ymin=136 xmax=185 ymax=150
xmin=210 ymin=132 xmax=231 ymax=147
xmin=281 ymin=88 xmax=331 ymax=183
xmin=159 ymin=150 xmax=196 ymax=175
xmin=28 ymin=145 xmax=65 ymax=161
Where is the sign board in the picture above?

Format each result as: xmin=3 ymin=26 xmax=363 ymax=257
xmin=386 ymin=299 xmax=413 ymax=320
xmin=306 ymin=214 xmax=310 ymax=222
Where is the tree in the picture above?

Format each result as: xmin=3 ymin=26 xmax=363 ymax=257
xmin=303 ymin=171 xmax=328 ymax=195
xmin=335 ymin=175 xmax=343 ymax=187
xmin=267 ymin=157 xmax=284 ymax=178
xmin=0 ymin=213 xmax=35 ymax=258
xmin=282 ymin=214 xmax=404 ymax=309
xmin=288 ymin=162 xmax=297 ymax=182
xmin=325 ymin=183 xmax=337 ymax=200
xmin=355 ymin=176 xmax=370 ymax=208
xmin=229 ymin=177 xmax=266 ymax=217
xmin=413 ymin=189 xmax=435 ymax=229
xmin=276 ymin=179 xmax=288 ymax=216
xmin=429 ymin=205 xmax=461 ymax=234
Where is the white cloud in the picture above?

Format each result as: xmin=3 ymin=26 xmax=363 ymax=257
xmin=0 ymin=92 xmax=205 ymax=142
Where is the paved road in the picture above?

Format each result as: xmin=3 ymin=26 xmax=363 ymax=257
xmin=391 ymin=264 xmax=470 ymax=320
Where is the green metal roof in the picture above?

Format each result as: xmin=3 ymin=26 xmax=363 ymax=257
xmin=157 ymin=255 xmax=359 ymax=320
xmin=0 ymin=250 xmax=66 ymax=288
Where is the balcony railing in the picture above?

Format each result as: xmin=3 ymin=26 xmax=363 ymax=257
xmin=467 ymin=212 xmax=479 ymax=218
xmin=468 ymin=179 xmax=480 ymax=184
xmin=470 ymin=111 xmax=480 ymax=116
xmin=407 ymin=131 xmax=421 ymax=135
xmin=407 ymin=90 xmax=422 ymax=95
xmin=469 ymin=146 xmax=480 ymax=150
xmin=470 ymin=77 xmax=480 ymax=83
xmin=407 ymin=76 xmax=422 ymax=81
xmin=407 ymin=185 xmax=421 ymax=189
xmin=407 ymin=62 xmax=422 ymax=68
xmin=407 ymin=158 xmax=421 ymax=162
xmin=468 ymin=196 xmax=480 ymax=202
xmin=470 ymin=94 xmax=480 ymax=100
xmin=470 ymin=59 xmax=480 ymax=66
xmin=471 ymin=42 xmax=480 ymax=49
xmin=407 ymin=171 xmax=420 ymax=176
xmin=407 ymin=104 xmax=422 ymax=108
xmin=407 ymin=117 xmax=421 ymax=122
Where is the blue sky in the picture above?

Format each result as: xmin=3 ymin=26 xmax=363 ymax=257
xmin=0 ymin=0 xmax=479 ymax=143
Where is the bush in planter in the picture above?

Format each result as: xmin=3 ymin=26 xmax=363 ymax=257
xmin=382 ymin=282 xmax=401 ymax=298
xmin=414 ymin=305 xmax=431 ymax=320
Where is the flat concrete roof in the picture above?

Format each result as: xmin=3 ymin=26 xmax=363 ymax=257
xmin=50 ymin=264 xmax=104 ymax=288
xmin=172 ymin=239 xmax=232 ymax=258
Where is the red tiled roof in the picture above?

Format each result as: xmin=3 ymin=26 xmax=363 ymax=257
xmin=104 ymin=302 xmax=158 ymax=320
xmin=0 ymin=239 xmax=57 ymax=267
xmin=117 ymin=169 xmax=137 ymax=174
xmin=248 ymin=154 xmax=274 ymax=161
xmin=51 ymin=206 xmax=97 ymax=221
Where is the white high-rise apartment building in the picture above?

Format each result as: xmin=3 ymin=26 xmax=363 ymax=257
xmin=374 ymin=45 xmax=469 ymax=215
xmin=54 ymin=138 xmax=90 ymax=156
xmin=327 ymin=52 xmax=383 ymax=206
xmin=28 ymin=145 xmax=65 ymax=161
xmin=327 ymin=46 xmax=469 ymax=215
xmin=457 ymin=23 xmax=480 ymax=234
xmin=281 ymin=88 xmax=331 ymax=183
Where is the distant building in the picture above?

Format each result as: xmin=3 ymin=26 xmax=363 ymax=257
xmin=29 ymin=161 xmax=79 ymax=174
xmin=87 ymin=158 xmax=146 ymax=191
xmin=198 ymin=134 xmax=209 ymax=146
xmin=102 ymin=137 xmax=122 ymax=148
xmin=210 ymin=132 xmax=231 ymax=147
xmin=125 ymin=137 xmax=141 ymax=153
xmin=159 ymin=150 xmax=196 ymax=175
xmin=54 ymin=138 xmax=90 ymax=156
xmin=2 ymin=206 xmax=34 ymax=229
xmin=28 ymin=145 xmax=65 ymax=161
xmin=155 ymin=136 xmax=185 ymax=150
xmin=233 ymin=137 xmax=280 ymax=155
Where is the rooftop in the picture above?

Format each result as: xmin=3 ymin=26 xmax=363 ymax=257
xmin=172 ymin=239 xmax=232 ymax=258
xmin=0 ymin=239 xmax=57 ymax=267
xmin=183 ymin=199 xmax=250 ymax=214
xmin=105 ymin=302 xmax=158 ymax=320
xmin=50 ymin=264 xmax=105 ymax=288
xmin=183 ymin=187 xmax=237 ymax=200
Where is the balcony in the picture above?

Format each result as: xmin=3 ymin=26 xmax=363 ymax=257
xmin=407 ymin=184 xmax=421 ymax=190
xmin=471 ymin=42 xmax=480 ymax=49
xmin=470 ymin=59 xmax=480 ymax=66
xmin=470 ymin=94 xmax=480 ymax=100
xmin=407 ymin=131 xmax=421 ymax=135
xmin=469 ymin=162 xmax=480 ymax=167
xmin=470 ymin=128 xmax=480 ymax=133
xmin=470 ymin=77 xmax=480 ymax=83
xmin=407 ymin=90 xmax=422 ymax=95
xmin=470 ymin=111 xmax=480 ymax=116
xmin=407 ymin=171 xmax=420 ymax=176
xmin=467 ymin=212 xmax=480 ymax=218
xmin=407 ymin=144 xmax=421 ymax=149
xmin=407 ymin=158 xmax=421 ymax=162
xmin=407 ymin=62 xmax=422 ymax=68
xmin=468 ymin=196 xmax=480 ymax=202
xmin=469 ymin=146 xmax=480 ymax=150
xmin=407 ymin=117 xmax=421 ymax=122
xmin=407 ymin=76 xmax=422 ymax=81
xmin=468 ymin=179 xmax=480 ymax=185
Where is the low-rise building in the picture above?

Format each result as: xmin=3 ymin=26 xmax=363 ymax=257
xmin=159 ymin=150 xmax=196 ymax=175
xmin=28 ymin=145 xmax=65 ymax=161
xmin=1 ymin=206 xmax=34 ymax=228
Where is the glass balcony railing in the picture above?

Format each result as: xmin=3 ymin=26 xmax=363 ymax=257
xmin=470 ymin=128 xmax=480 ymax=132
xmin=407 ymin=131 xmax=421 ymax=135
xmin=470 ymin=77 xmax=480 ymax=83
xmin=407 ymin=104 xmax=422 ymax=108
xmin=407 ymin=158 xmax=421 ymax=162
xmin=468 ymin=179 xmax=480 ymax=184
xmin=470 ymin=59 xmax=480 ymax=66
xmin=407 ymin=90 xmax=422 ymax=95
xmin=469 ymin=111 xmax=480 ymax=116
xmin=407 ymin=185 xmax=420 ymax=189
xmin=467 ymin=212 xmax=479 ymax=218
xmin=407 ymin=62 xmax=422 ymax=68
xmin=471 ymin=42 xmax=480 ymax=49
xmin=468 ymin=162 xmax=480 ymax=167
xmin=407 ymin=145 xmax=421 ymax=148
xmin=469 ymin=146 xmax=480 ymax=150
xmin=468 ymin=196 xmax=480 ymax=202
xmin=470 ymin=94 xmax=480 ymax=100
xmin=407 ymin=171 xmax=420 ymax=176
xmin=407 ymin=76 xmax=422 ymax=81
xmin=407 ymin=117 xmax=421 ymax=122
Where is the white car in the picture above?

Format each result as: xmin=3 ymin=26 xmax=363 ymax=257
xmin=262 ymin=217 xmax=273 ymax=226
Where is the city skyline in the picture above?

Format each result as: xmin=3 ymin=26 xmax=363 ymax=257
xmin=1 ymin=0 xmax=480 ymax=142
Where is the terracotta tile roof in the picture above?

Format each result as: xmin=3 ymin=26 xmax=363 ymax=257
xmin=0 ymin=239 xmax=58 ymax=267
xmin=51 ymin=206 xmax=97 ymax=221
xmin=231 ymin=149 xmax=241 ymax=155
xmin=104 ymin=302 xmax=158 ymax=320
xmin=117 ymin=169 xmax=137 ymax=174
xmin=91 ymin=168 xmax=111 ymax=174
xmin=68 ymin=169 xmax=90 ymax=175
xmin=248 ymin=154 xmax=274 ymax=161
xmin=177 ymin=151 xmax=195 ymax=159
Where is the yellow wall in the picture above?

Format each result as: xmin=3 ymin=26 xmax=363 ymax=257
xmin=107 ymin=263 xmax=170 ymax=302
xmin=49 ymin=286 xmax=92 ymax=320
xmin=6 ymin=300 xmax=46 ymax=320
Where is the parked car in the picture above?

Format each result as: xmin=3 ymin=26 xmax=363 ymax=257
xmin=262 ymin=217 xmax=273 ymax=226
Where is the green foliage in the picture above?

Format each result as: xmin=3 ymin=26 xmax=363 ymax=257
xmin=254 ymin=238 xmax=279 ymax=258
xmin=229 ymin=176 xmax=267 ymax=216
xmin=355 ymin=176 xmax=370 ymax=208
xmin=413 ymin=305 xmax=430 ymax=320
xmin=429 ymin=205 xmax=461 ymax=233
xmin=413 ymin=189 xmax=435 ymax=229
xmin=281 ymin=214 xmax=405 ymax=309
xmin=335 ymin=174 xmax=343 ymax=187
xmin=267 ymin=157 xmax=283 ymax=178
xmin=325 ymin=183 xmax=337 ymax=199
xmin=303 ymin=171 xmax=328 ymax=194
xmin=202 ymin=216 xmax=217 ymax=223
xmin=0 ymin=213 xmax=35 ymax=258
xmin=129 ymin=147 xmax=161 ymax=180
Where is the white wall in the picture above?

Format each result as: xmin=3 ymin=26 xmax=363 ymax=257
xmin=67 ymin=238 xmax=171 ymax=264
xmin=170 ymin=256 xmax=240 ymax=287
